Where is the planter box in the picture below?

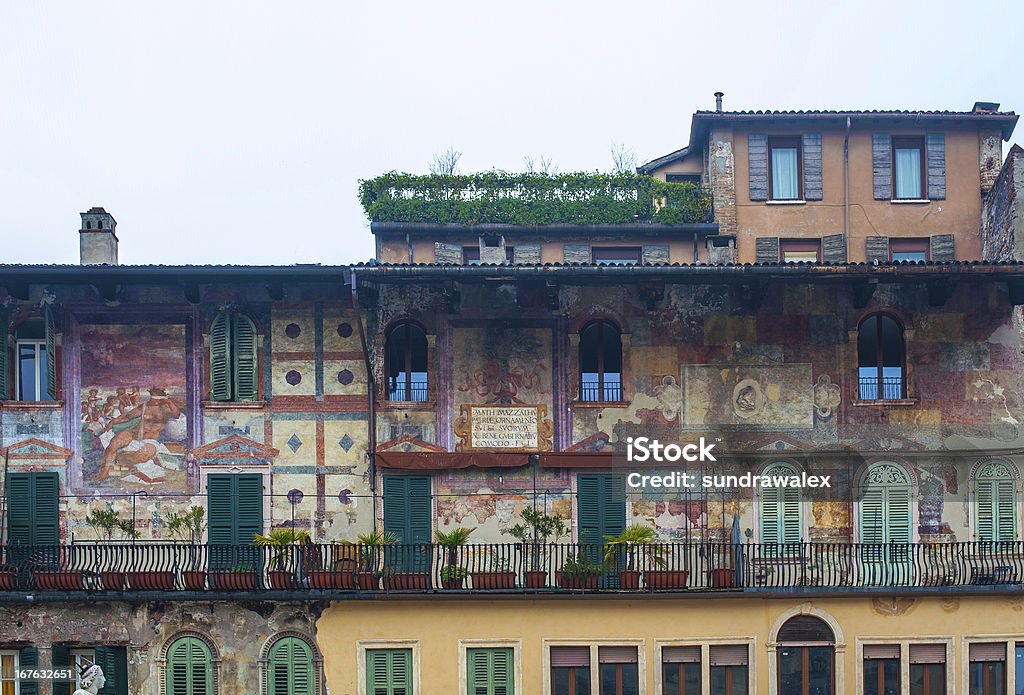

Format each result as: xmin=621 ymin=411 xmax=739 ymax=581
xmin=268 ymin=570 xmax=297 ymax=590
xmin=34 ymin=570 xmax=85 ymax=591
xmin=127 ymin=571 xmax=175 ymax=591
xmin=182 ymin=570 xmax=207 ymax=591
xmin=309 ymin=570 xmax=354 ymax=590
xmin=555 ymin=571 xmax=599 ymax=590
xmin=710 ymin=568 xmax=737 ymax=588
xmin=355 ymin=571 xmax=379 ymax=590
xmin=524 ymin=570 xmax=547 ymax=589
xmin=209 ymin=571 xmax=259 ymax=591
xmin=100 ymin=571 xmax=127 ymax=591
xmin=0 ymin=569 xmax=17 ymax=591
xmin=441 ymin=578 xmax=465 ymax=590
xmin=618 ymin=570 xmax=641 ymax=590
xmin=470 ymin=571 xmax=516 ymax=590
xmin=383 ymin=572 xmax=429 ymax=590
xmin=645 ymin=569 xmax=689 ymax=590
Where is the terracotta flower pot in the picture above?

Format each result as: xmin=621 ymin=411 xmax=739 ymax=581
xmin=182 ymin=570 xmax=207 ymax=591
xmin=268 ymin=570 xmax=297 ymax=590
xmin=618 ymin=569 xmax=641 ymax=590
xmin=383 ymin=572 xmax=429 ymax=590
xmin=524 ymin=570 xmax=547 ymax=588
xmin=441 ymin=577 xmax=464 ymax=589
xmin=470 ymin=571 xmax=516 ymax=589
xmin=556 ymin=571 xmax=599 ymax=590
xmin=710 ymin=568 xmax=737 ymax=588
xmin=127 ymin=571 xmax=175 ymax=591
xmin=209 ymin=570 xmax=259 ymax=591
xmin=0 ymin=569 xmax=17 ymax=591
xmin=356 ymin=571 xmax=379 ymax=590
xmin=645 ymin=570 xmax=689 ymax=590
xmin=309 ymin=570 xmax=355 ymax=590
xmin=100 ymin=571 xmax=127 ymax=591
xmin=34 ymin=570 xmax=85 ymax=591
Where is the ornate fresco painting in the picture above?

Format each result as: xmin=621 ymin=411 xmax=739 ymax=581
xmin=79 ymin=323 xmax=189 ymax=490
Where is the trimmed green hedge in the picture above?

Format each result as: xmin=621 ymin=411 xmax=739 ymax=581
xmin=358 ymin=171 xmax=712 ymax=225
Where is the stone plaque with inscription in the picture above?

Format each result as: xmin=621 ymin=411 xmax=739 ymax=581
xmin=454 ymin=404 xmax=554 ymax=451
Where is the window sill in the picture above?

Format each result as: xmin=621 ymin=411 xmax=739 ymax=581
xmin=890 ymin=199 xmax=931 ymax=204
xmin=377 ymin=400 xmax=437 ymax=410
xmin=850 ymin=398 xmax=918 ymax=407
xmin=765 ymin=199 xmax=807 ymax=205
xmin=0 ymin=400 xmax=65 ymax=411
xmin=201 ymin=400 xmax=268 ymax=410
xmin=572 ymin=400 xmax=632 ymax=409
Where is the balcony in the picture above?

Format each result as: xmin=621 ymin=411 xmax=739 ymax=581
xmin=1 ymin=542 xmax=1022 ymax=599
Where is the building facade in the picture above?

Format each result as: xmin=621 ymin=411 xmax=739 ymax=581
xmin=2 ymin=100 xmax=1024 ymax=695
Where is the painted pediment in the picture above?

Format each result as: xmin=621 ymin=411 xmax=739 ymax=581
xmin=377 ymin=434 xmax=445 ymax=453
xmin=1 ymin=438 xmax=74 ymax=460
xmin=193 ymin=434 xmax=279 ymax=464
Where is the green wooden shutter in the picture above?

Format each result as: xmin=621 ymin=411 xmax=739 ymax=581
xmin=6 ymin=472 xmax=59 ymax=546
xmin=759 ymin=485 xmax=780 ymax=546
xmin=996 ymin=478 xmax=1016 ymax=542
xmin=782 ymin=484 xmax=801 ymax=545
xmin=269 ymin=638 xmax=314 ymax=695
xmin=468 ymin=648 xmax=513 ymax=695
xmin=210 ymin=313 xmax=232 ymax=401
xmin=96 ymin=646 xmax=128 ymax=695
xmin=886 ymin=487 xmax=912 ymax=544
xmin=859 ymin=486 xmax=885 ymax=544
xmin=232 ymin=314 xmax=258 ymax=402
xmin=0 ymin=311 xmax=8 ymax=400
xmin=168 ymin=637 xmax=212 ymax=695
xmin=383 ymin=475 xmax=431 ymax=572
xmin=52 ymin=645 xmax=71 ymax=695
xmin=207 ymin=474 xmax=263 ymax=570
xmin=977 ymin=479 xmax=995 ymax=542
xmin=577 ymin=474 xmax=626 ymax=543
xmin=43 ymin=305 xmax=56 ymax=400
xmin=976 ymin=463 xmax=1017 ymax=543
xmin=20 ymin=646 xmax=38 ymax=695
xmin=366 ymin=649 xmax=412 ymax=695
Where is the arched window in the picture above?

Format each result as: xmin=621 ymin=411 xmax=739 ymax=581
xmin=385 ymin=322 xmax=428 ymax=402
xmin=209 ymin=312 xmax=258 ymax=402
xmin=859 ymin=462 xmax=912 ymax=545
xmin=858 ymin=314 xmax=905 ymax=400
xmin=777 ymin=615 xmax=835 ymax=695
xmin=759 ymin=462 xmax=802 ymax=551
xmin=167 ymin=636 xmax=214 ymax=695
xmin=267 ymin=637 xmax=317 ymax=695
xmin=975 ymin=460 xmax=1017 ymax=543
xmin=579 ymin=321 xmax=622 ymax=402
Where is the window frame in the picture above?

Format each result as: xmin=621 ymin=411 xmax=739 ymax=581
xmin=208 ymin=311 xmax=259 ymax=403
xmin=889 ymin=238 xmax=930 ymax=263
xmin=0 ymin=650 xmax=19 ymax=695
xmin=857 ymin=313 xmax=907 ymax=401
xmin=768 ymin=135 xmax=803 ymax=201
xmin=655 ymin=640 xmax=753 ymax=695
xmin=458 ymin=639 xmax=521 ymax=695
xmin=71 ymin=648 xmax=97 ymax=691
xmin=357 ymin=641 xmax=419 ymax=695
xmin=384 ymin=321 xmax=430 ymax=403
xmin=757 ymin=461 xmax=804 ymax=550
xmin=163 ymin=635 xmax=217 ymax=695
xmin=578 ymin=320 xmax=623 ymax=404
xmin=545 ymin=640 xmax=646 ymax=695
xmin=592 ymin=247 xmax=642 ymax=266
xmin=13 ymin=317 xmax=54 ymax=402
xmin=892 ymin=135 xmax=927 ymax=201
xmin=779 ymin=239 xmax=821 ymax=264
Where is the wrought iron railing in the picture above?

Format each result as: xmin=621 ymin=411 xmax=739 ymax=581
xmin=579 ymin=382 xmax=623 ymax=403
xmin=858 ymin=376 xmax=903 ymax=400
xmin=1 ymin=542 xmax=1021 ymax=593
xmin=387 ymin=378 xmax=429 ymax=402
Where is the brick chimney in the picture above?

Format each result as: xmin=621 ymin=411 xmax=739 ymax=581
xmin=79 ymin=207 xmax=118 ymax=265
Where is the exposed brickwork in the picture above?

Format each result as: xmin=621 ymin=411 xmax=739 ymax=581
xmin=642 ymin=243 xmax=670 ymax=265
xmin=709 ymin=130 xmax=737 ymax=234
xmin=981 ymin=144 xmax=1024 ymax=261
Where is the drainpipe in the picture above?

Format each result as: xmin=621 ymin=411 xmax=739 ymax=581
xmin=844 ymin=117 xmax=851 ymax=239
xmin=0 ymin=449 xmax=8 ymax=553
xmin=694 ymin=231 xmax=699 ymax=264
xmin=350 ymin=269 xmax=378 ymax=532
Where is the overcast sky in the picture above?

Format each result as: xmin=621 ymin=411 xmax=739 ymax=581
xmin=1 ymin=1 xmax=1021 ymax=266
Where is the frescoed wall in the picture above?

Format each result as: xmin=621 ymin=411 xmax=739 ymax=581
xmin=78 ymin=323 xmax=189 ymax=490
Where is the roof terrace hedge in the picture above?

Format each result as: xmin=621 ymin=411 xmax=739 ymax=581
xmin=358 ymin=172 xmax=712 ymax=225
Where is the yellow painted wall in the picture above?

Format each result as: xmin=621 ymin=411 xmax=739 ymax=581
xmin=320 ymin=595 xmax=1024 ymax=694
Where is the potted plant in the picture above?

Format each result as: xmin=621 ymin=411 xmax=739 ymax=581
xmin=603 ymin=524 xmax=671 ymax=590
xmin=345 ymin=530 xmax=398 ymax=590
xmin=209 ymin=565 xmax=260 ymax=591
xmin=436 ymin=527 xmax=473 ymax=589
xmin=510 ymin=507 xmax=568 ymax=588
xmin=84 ymin=506 xmax=139 ymax=591
xmin=166 ymin=506 xmax=207 ymax=590
xmin=470 ymin=552 xmax=516 ymax=589
xmin=556 ymin=552 xmax=602 ymax=590
xmin=33 ymin=567 xmax=86 ymax=591
xmin=0 ymin=564 xmax=16 ymax=590
xmin=255 ymin=528 xmax=310 ymax=589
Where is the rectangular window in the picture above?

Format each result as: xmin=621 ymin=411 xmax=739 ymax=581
xmin=893 ymin=137 xmax=926 ymax=200
xmin=890 ymin=238 xmax=930 ymax=263
xmin=910 ymin=644 xmax=946 ymax=695
xmin=969 ymin=643 xmax=1006 ymax=695
xmin=598 ymin=647 xmax=638 ymax=695
xmin=769 ymin=136 xmax=802 ymax=201
xmin=15 ymin=318 xmax=53 ymax=401
xmin=467 ymin=648 xmax=514 ymax=695
xmin=383 ymin=475 xmax=432 ymax=572
xmin=71 ymin=649 xmax=96 ymax=691
xmin=592 ymin=248 xmax=642 ymax=266
xmin=463 ymin=247 xmax=482 ymax=265
xmin=0 ymin=652 xmax=19 ymax=695
xmin=206 ymin=473 xmax=263 ymax=570
xmin=366 ymin=649 xmax=413 ymax=695
xmin=5 ymin=471 xmax=60 ymax=547
xmin=551 ymin=647 xmax=590 ymax=695
xmin=709 ymin=645 xmax=748 ymax=695
xmin=780 ymin=239 xmax=821 ymax=263
xmin=863 ymin=644 xmax=901 ymax=695
xmin=662 ymin=646 xmax=700 ymax=695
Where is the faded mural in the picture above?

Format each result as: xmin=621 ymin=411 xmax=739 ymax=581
xmin=79 ymin=323 xmax=188 ymax=490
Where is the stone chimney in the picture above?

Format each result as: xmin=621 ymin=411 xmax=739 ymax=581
xmin=79 ymin=207 xmax=118 ymax=265
xmin=715 ymin=91 xmax=724 ymax=112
